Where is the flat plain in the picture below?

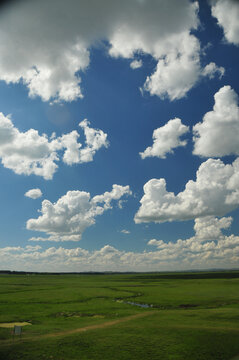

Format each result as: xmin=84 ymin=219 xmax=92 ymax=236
xmin=0 ymin=271 xmax=239 ymax=360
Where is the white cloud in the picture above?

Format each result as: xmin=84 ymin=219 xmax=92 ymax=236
xmin=24 ymin=188 xmax=42 ymax=199
xmin=130 ymin=60 xmax=142 ymax=69
xmin=193 ymin=216 xmax=232 ymax=240
xmin=211 ymin=0 xmax=239 ymax=45
xmin=142 ymin=39 xmax=225 ymax=100
xmin=27 ymin=184 xmax=131 ymax=241
xmin=121 ymin=229 xmax=130 ymax=234
xmin=140 ymin=118 xmax=189 ymax=159
xmin=1 ymin=215 xmax=239 ymax=271
xmin=108 ymin=2 xmax=205 ymax=101
xmin=146 ymin=215 xmax=239 ymax=268
xmin=55 ymin=120 xmax=109 ymax=165
xmin=135 ymin=157 xmax=239 ymax=223
xmin=0 ymin=0 xmax=91 ymax=102
xmin=0 ymin=113 xmax=58 ymax=179
xmin=201 ymin=62 xmax=225 ymax=79
xmin=77 ymin=119 xmax=109 ymax=163
xmin=0 ymin=0 xmax=221 ymax=102
xmin=108 ymin=2 xmax=199 ymax=59
xmin=193 ymin=86 xmax=239 ymax=157
xmin=29 ymin=235 xmax=86 ymax=242
xmin=0 ymin=113 xmax=108 ymax=179
xmin=142 ymin=32 xmax=203 ymax=100
xmin=56 ymin=131 xmax=82 ymax=166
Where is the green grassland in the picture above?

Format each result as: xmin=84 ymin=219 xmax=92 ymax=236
xmin=0 ymin=271 xmax=239 ymax=359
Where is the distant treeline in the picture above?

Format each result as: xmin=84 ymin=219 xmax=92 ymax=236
xmin=0 ymin=269 xmax=239 ymax=279
xmin=0 ymin=270 xmax=121 ymax=275
xmin=128 ymin=271 xmax=239 ymax=280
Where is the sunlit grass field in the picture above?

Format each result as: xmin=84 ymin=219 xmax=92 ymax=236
xmin=0 ymin=271 xmax=239 ymax=360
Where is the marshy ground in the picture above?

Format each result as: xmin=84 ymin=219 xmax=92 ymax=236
xmin=0 ymin=271 xmax=239 ymax=359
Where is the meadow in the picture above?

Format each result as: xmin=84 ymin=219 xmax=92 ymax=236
xmin=0 ymin=271 xmax=239 ymax=360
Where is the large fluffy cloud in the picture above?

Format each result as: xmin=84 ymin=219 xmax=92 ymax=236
xmin=135 ymin=157 xmax=239 ymax=223
xmin=210 ymin=0 xmax=239 ymax=45
xmin=140 ymin=118 xmax=189 ymax=159
xmin=0 ymin=0 xmax=222 ymax=102
xmin=193 ymin=86 xmax=239 ymax=157
xmin=109 ymin=2 xmax=223 ymax=101
xmin=0 ymin=113 xmax=108 ymax=179
xmin=142 ymin=32 xmax=202 ymax=100
xmin=27 ymin=184 xmax=132 ymax=241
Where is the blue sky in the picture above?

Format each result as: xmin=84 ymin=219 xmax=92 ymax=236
xmin=0 ymin=0 xmax=239 ymax=271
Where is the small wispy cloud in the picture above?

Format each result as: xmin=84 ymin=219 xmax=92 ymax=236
xmin=130 ymin=59 xmax=142 ymax=69
xmin=121 ymin=229 xmax=130 ymax=234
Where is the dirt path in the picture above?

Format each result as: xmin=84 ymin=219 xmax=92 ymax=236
xmin=40 ymin=311 xmax=157 ymax=340
xmin=0 ymin=311 xmax=157 ymax=345
xmin=2 ymin=311 xmax=238 ymax=348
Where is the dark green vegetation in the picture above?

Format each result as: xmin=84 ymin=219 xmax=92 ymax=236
xmin=0 ymin=271 xmax=239 ymax=360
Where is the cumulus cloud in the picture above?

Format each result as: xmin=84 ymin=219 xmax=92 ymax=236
xmin=1 ymin=215 xmax=239 ymax=271
xmin=27 ymin=184 xmax=131 ymax=241
xmin=56 ymin=120 xmax=109 ymax=165
xmin=24 ymin=188 xmax=42 ymax=199
xmin=193 ymin=86 xmax=239 ymax=157
xmin=140 ymin=118 xmax=189 ymax=159
xmin=146 ymin=215 xmax=239 ymax=269
xmin=135 ymin=157 xmax=239 ymax=223
xmin=148 ymin=216 xmax=232 ymax=248
xmin=77 ymin=119 xmax=109 ymax=163
xmin=0 ymin=113 xmax=108 ymax=179
xmin=0 ymin=112 xmax=58 ymax=179
xmin=143 ymin=44 xmax=225 ymax=100
xmin=142 ymin=32 xmax=203 ymax=100
xmin=210 ymin=0 xmax=239 ymax=45
xmin=193 ymin=216 xmax=232 ymax=240
xmin=0 ymin=0 xmax=221 ymax=102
